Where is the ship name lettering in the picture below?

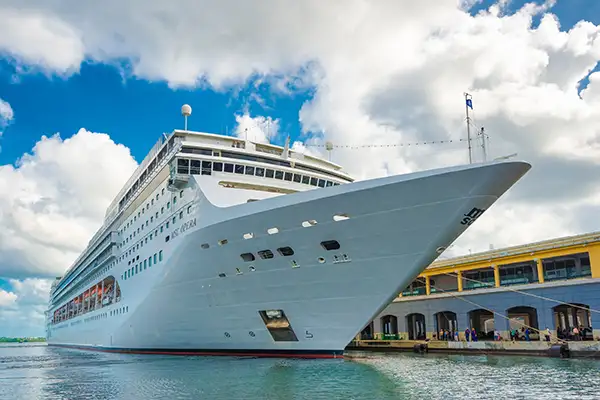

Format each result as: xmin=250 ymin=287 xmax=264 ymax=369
xmin=460 ymin=207 xmax=485 ymax=226
xmin=171 ymin=218 xmax=197 ymax=239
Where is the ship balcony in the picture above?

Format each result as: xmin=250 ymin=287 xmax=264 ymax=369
xmin=167 ymin=174 xmax=189 ymax=191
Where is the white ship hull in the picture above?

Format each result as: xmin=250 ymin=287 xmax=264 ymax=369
xmin=47 ymin=160 xmax=530 ymax=358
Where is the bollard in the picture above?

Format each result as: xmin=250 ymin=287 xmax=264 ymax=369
xmin=548 ymin=343 xmax=570 ymax=358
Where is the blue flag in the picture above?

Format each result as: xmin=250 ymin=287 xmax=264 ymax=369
xmin=466 ymin=98 xmax=473 ymax=109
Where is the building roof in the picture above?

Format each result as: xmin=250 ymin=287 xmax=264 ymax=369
xmin=427 ymin=230 xmax=600 ymax=271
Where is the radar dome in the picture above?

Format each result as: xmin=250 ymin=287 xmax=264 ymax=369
xmin=181 ymin=104 xmax=192 ymax=117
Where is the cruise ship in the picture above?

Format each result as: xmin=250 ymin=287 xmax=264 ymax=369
xmin=46 ymin=106 xmax=531 ymax=358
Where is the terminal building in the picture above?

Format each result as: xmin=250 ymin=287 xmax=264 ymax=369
xmin=362 ymin=231 xmax=600 ymax=342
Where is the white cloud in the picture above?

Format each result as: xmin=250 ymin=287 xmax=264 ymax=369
xmin=0 ymin=98 xmax=13 ymax=127
xmin=0 ymin=278 xmax=51 ymax=337
xmin=0 ymin=128 xmax=137 ymax=279
xmin=234 ymin=113 xmax=280 ymax=144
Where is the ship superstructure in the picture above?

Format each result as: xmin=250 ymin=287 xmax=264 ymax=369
xmin=46 ymin=106 xmax=530 ymax=358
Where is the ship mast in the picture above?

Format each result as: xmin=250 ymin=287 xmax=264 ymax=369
xmin=464 ymin=92 xmax=473 ymax=164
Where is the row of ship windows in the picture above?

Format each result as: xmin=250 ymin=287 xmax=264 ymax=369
xmin=238 ymin=240 xmax=341 ymax=262
xmin=110 ymin=306 xmax=129 ymax=316
xmin=199 ymin=215 xmax=350 ymax=250
xmin=122 ymin=251 xmax=164 ymax=280
xmin=176 ymin=158 xmax=341 ymax=188
xmin=120 ymin=190 xmax=185 ymax=242
xmin=119 ymin=205 xmax=192 ymax=261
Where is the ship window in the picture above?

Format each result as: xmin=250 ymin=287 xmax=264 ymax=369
xmin=135 ymin=265 xmax=138 ymax=274
xmin=321 ymin=240 xmax=341 ymax=251
xmin=144 ymin=259 xmax=147 ymax=268
xmin=190 ymin=160 xmax=201 ymax=174
xmin=241 ymin=253 xmax=255 ymax=262
xmin=213 ymin=162 xmax=223 ymax=172
xmin=284 ymin=172 xmax=293 ymax=181
xmin=293 ymin=174 xmax=302 ymax=183
xmin=310 ymin=177 xmax=318 ymax=186
xmin=274 ymin=171 xmax=284 ymax=180
xmin=235 ymin=164 xmax=245 ymax=174
xmin=318 ymin=179 xmax=326 ymax=188
xmin=165 ymin=235 xmax=170 ymax=242
xmin=201 ymin=243 xmax=209 ymax=249
xmin=218 ymin=239 xmax=228 ymax=246
xmin=266 ymin=169 xmax=275 ymax=178
xmin=333 ymin=214 xmax=350 ymax=221
xmin=172 ymin=216 xmax=176 ymax=224
xmin=277 ymin=247 xmax=294 ymax=256
xmin=159 ymin=250 xmax=163 ymax=261
xmin=224 ymin=163 xmax=234 ymax=173
xmin=150 ymin=216 xmax=154 ymax=222
xmin=156 ymin=212 xmax=158 ymax=218
xmin=243 ymin=232 xmax=254 ymax=239
xmin=202 ymin=161 xmax=212 ymax=175
xmin=149 ymin=257 xmax=152 ymax=266
xmin=213 ymin=150 xmax=220 ymax=157
xmin=181 ymin=147 xmax=212 ymax=156
xmin=301 ymin=220 xmax=318 ymax=227
xmin=245 ymin=166 xmax=255 ymax=175
xmin=267 ymin=227 xmax=279 ymax=235
xmin=258 ymin=249 xmax=274 ymax=259
xmin=255 ymin=167 xmax=265 ymax=177
xmin=326 ymin=181 xmax=333 ymax=187
xmin=161 ymin=207 xmax=164 ymax=214
xmin=301 ymin=175 xmax=310 ymax=184
xmin=219 ymin=273 xmax=226 ymax=278
xmin=180 ymin=190 xmax=184 ymax=198
xmin=177 ymin=158 xmax=190 ymax=174
xmin=154 ymin=254 xmax=157 ymax=264
xmin=167 ymin=202 xmax=170 ymax=209
xmin=187 ymin=206 xmax=192 ymax=214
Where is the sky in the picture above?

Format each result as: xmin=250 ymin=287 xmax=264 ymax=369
xmin=1 ymin=0 xmax=600 ymax=337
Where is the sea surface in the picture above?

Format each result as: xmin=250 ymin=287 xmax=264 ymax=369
xmin=1 ymin=343 xmax=599 ymax=399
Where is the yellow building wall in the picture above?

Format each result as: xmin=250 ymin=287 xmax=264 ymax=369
xmin=403 ymin=241 xmax=600 ymax=294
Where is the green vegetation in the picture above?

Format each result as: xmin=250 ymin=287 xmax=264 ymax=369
xmin=0 ymin=337 xmax=46 ymax=343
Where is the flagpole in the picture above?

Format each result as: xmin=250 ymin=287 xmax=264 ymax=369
xmin=464 ymin=92 xmax=472 ymax=164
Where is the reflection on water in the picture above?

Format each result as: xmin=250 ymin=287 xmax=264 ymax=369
xmin=1 ymin=343 xmax=599 ymax=399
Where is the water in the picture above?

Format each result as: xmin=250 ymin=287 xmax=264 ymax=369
xmin=1 ymin=344 xmax=599 ymax=399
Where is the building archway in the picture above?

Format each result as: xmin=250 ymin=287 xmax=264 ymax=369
xmin=380 ymin=315 xmax=398 ymax=336
xmin=406 ymin=313 xmax=426 ymax=340
xmin=360 ymin=321 xmax=374 ymax=340
xmin=434 ymin=311 xmax=458 ymax=337
xmin=507 ymin=306 xmax=539 ymax=340
xmin=468 ymin=309 xmax=494 ymax=340
xmin=553 ymin=303 xmax=592 ymax=340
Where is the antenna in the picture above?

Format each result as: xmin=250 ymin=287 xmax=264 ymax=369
xmin=181 ymin=104 xmax=192 ymax=131
xmin=464 ymin=93 xmax=473 ymax=164
xmin=480 ymin=126 xmax=487 ymax=162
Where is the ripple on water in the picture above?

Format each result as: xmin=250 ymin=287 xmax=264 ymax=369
xmin=1 ymin=344 xmax=600 ymax=400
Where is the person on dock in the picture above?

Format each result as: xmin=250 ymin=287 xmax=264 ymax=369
xmin=465 ymin=328 xmax=471 ymax=342
xmin=470 ymin=328 xmax=478 ymax=342
xmin=545 ymin=327 xmax=551 ymax=342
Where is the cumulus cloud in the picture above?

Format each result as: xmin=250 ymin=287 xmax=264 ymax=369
xmin=0 ymin=278 xmax=52 ymax=337
xmin=0 ymin=128 xmax=137 ymax=279
xmin=234 ymin=113 xmax=280 ymax=144
xmin=0 ymin=98 xmax=13 ymax=127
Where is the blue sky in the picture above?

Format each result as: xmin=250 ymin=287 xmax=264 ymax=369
xmin=0 ymin=62 xmax=312 ymax=167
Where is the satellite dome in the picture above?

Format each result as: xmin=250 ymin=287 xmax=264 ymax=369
xmin=181 ymin=104 xmax=192 ymax=117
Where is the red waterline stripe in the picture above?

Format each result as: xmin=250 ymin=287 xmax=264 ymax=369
xmin=49 ymin=344 xmax=344 ymax=359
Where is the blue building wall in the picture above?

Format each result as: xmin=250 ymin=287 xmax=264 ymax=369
xmin=370 ymin=278 xmax=600 ymax=340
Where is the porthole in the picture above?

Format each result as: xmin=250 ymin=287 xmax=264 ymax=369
xmin=291 ymin=260 xmax=299 ymax=268
xmin=333 ymin=214 xmax=350 ymax=222
xmin=201 ymin=243 xmax=210 ymax=249
xmin=258 ymin=250 xmax=274 ymax=259
xmin=236 ymin=268 xmax=243 ymax=275
xmin=267 ymin=227 xmax=279 ymax=235
xmin=224 ymin=332 xmax=231 ymax=338
xmin=277 ymin=246 xmax=294 ymax=256
xmin=241 ymin=253 xmax=255 ymax=262
xmin=318 ymin=257 xmax=326 ymax=264
xmin=218 ymin=273 xmax=226 ymax=278
xmin=249 ymin=331 xmax=256 ymax=337
xmin=321 ymin=240 xmax=340 ymax=251
xmin=243 ymin=233 xmax=254 ymax=240
xmin=218 ymin=239 xmax=228 ymax=246
xmin=301 ymin=220 xmax=317 ymax=228
xmin=249 ymin=266 xmax=256 ymax=272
